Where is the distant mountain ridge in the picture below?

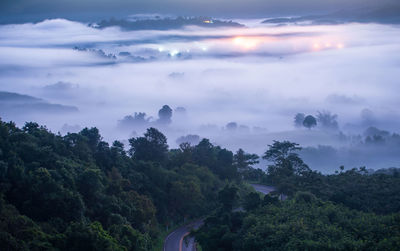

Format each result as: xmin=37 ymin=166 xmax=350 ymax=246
xmin=92 ymin=16 xmax=244 ymax=30
xmin=0 ymin=91 xmax=42 ymax=104
xmin=262 ymin=5 xmax=400 ymax=25
xmin=0 ymin=91 xmax=78 ymax=115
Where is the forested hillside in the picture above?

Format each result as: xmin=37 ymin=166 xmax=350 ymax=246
xmin=194 ymin=141 xmax=400 ymax=250
xmin=0 ymin=119 xmax=252 ymax=250
xmin=1 ymin=119 xmax=399 ymax=250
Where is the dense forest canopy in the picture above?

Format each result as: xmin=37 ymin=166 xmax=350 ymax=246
xmin=0 ymin=119 xmax=242 ymax=250
xmin=0 ymin=119 xmax=399 ymax=250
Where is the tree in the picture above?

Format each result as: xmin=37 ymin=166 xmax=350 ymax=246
xmin=243 ymin=192 xmax=261 ymax=211
xmin=218 ymin=185 xmax=238 ymax=210
xmin=176 ymin=134 xmax=200 ymax=145
xmin=216 ymin=149 xmax=236 ymax=180
xmin=192 ymin=139 xmax=215 ymax=167
xmin=316 ymin=111 xmax=338 ymax=130
xmin=78 ymin=169 xmax=104 ymax=200
xmin=118 ymin=112 xmax=151 ymax=130
xmin=226 ymin=122 xmax=238 ymax=131
xmin=129 ymin=127 xmax=168 ymax=162
xmin=303 ymin=115 xmax=317 ymax=129
xmin=157 ymin=105 xmax=172 ymax=125
xmin=263 ymin=141 xmax=310 ymax=182
xmin=80 ymin=127 xmax=102 ymax=152
xmin=294 ymin=113 xmax=305 ymax=128
xmin=233 ymin=149 xmax=259 ymax=175
xmin=64 ymin=222 xmax=124 ymax=251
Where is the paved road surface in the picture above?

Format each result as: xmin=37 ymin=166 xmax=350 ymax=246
xmin=163 ymin=184 xmax=276 ymax=251
xmin=251 ymin=184 xmax=287 ymax=200
xmin=251 ymin=184 xmax=276 ymax=195
xmin=163 ymin=220 xmax=202 ymax=251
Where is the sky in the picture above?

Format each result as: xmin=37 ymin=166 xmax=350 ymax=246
xmin=1 ymin=0 xmax=399 ymax=22
xmin=0 ymin=10 xmax=400 ymax=172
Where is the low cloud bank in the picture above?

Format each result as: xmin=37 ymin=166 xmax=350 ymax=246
xmin=0 ymin=19 xmax=399 ymax=172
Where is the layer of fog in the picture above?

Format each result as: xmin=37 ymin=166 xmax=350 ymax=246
xmin=0 ymin=19 xmax=400 ymax=172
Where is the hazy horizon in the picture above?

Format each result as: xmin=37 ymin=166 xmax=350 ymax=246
xmin=1 ymin=15 xmax=400 ymax=172
xmin=1 ymin=0 xmax=400 ymax=174
xmin=1 ymin=0 xmax=399 ymax=23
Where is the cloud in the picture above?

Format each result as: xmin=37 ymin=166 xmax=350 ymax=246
xmin=326 ymin=94 xmax=365 ymax=105
xmin=1 ymin=19 xmax=400 ymax=171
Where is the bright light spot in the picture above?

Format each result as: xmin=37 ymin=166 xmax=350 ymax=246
xmin=203 ymin=20 xmax=213 ymax=24
xmin=158 ymin=47 xmax=164 ymax=52
xmin=336 ymin=43 xmax=344 ymax=49
xmin=325 ymin=42 xmax=332 ymax=48
xmin=170 ymin=50 xmax=179 ymax=56
xmin=232 ymin=36 xmax=261 ymax=50
xmin=202 ymin=47 xmax=208 ymax=51
xmin=313 ymin=43 xmax=321 ymax=50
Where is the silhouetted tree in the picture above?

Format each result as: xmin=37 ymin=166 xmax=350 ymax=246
xmin=176 ymin=134 xmax=200 ymax=145
xmin=243 ymin=192 xmax=261 ymax=211
xmin=226 ymin=122 xmax=238 ymax=131
xmin=316 ymin=111 xmax=338 ymax=130
xmin=294 ymin=113 xmax=305 ymax=128
xmin=80 ymin=127 xmax=101 ymax=152
xmin=157 ymin=105 xmax=172 ymax=125
xmin=303 ymin=115 xmax=317 ymax=129
xmin=263 ymin=141 xmax=310 ymax=183
xmin=218 ymin=185 xmax=238 ymax=210
xmin=233 ymin=149 xmax=259 ymax=173
xmin=118 ymin=112 xmax=151 ymax=129
xmin=129 ymin=127 xmax=168 ymax=162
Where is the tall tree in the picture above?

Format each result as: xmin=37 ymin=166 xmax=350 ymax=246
xmin=316 ymin=111 xmax=339 ymax=130
xmin=303 ymin=115 xmax=317 ymax=129
xmin=233 ymin=149 xmax=259 ymax=173
xmin=294 ymin=113 xmax=305 ymax=128
xmin=263 ymin=141 xmax=310 ymax=182
xmin=157 ymin=105 xmax=172 ymax=125
xmin=129 ymin=127 xmax=168 ymax=162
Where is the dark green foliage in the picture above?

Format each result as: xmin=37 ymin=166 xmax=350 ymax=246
xmin=0 ymin=119 xmax=238 ymax=250
xmin=263 ymin=141 xmax=400 ymax=213
xmin=2 ymin=118 xmax=399 ymax=251
xmin=195 ymin=141 xmax=400 ymax=250
xmin=239 ymin=194 xmax=400 ymax=251
xmin=218 ymin=185 xmax=239 ymax=210
xmin=263 ymin=141 xmax=311 ymax=191
xmin=169 ymin=138 xmax=239 ymax=180
xmin=195 ymin=186 xmax=245 ymax=251
xmin=63 ymin=222 xmax=124 ymax=251
xmin=196 ymin=192 xmax=400 ymax=251
xmin=233 ymin=149 xmax=260 ymax=181
xmin=301 ymin=168 xmax=400 ymax=214
xmin=129 ymin=127 xmax=168 ymax=162
xmin=243 ymin=192 xmax=262 ymax=211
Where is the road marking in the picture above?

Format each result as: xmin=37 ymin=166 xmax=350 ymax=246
xmin=179 ymin=231 xmax=190 ymax=251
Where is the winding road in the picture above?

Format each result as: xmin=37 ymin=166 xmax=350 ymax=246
xmin=163 ymin=220 xmax=203 ymax=251
xmin=163 ymin=184 xmax=275 ymax=251
xmin=251 ymin=184 xmax=276 ymax=195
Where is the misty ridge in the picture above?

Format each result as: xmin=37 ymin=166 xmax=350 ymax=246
xmin=110 ymin=104 xmax=400 ymax=173
xmin=262 ymin=4 xmax=400 ymax=25
xmin=93 ymin=16 xmax=244 ymax=31
xmin=0 ymin=91 xmax=78 ymax=116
